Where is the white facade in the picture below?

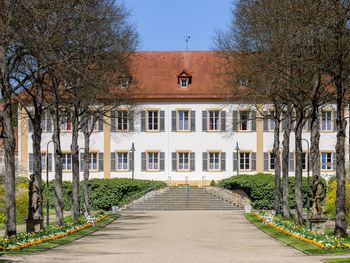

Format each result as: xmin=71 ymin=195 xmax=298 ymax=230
xmin=17 ymin=102 xmax=347 ymax=184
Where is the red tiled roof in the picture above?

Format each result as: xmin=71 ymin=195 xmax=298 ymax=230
xmin=130 ymin=51 xmax=234 ymax=100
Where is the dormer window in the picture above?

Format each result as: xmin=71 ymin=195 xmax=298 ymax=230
xmin=177 ymin=70 xmax=192 ymax=88
xmin=180 ymin=78 xmax=189 ymax=88
xmin=239 ymin=79 xmax=249 ymax=87
xmin=119 ymin=76 xmax=132 ymax=89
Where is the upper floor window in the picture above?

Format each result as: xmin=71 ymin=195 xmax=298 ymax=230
xmin=240 ymin=111 xmax=250 ymax=131
xmin=60 ymin=114 xmax=72 ymax=131
xmin=302 ymin=152 xmax=307 ymax=170
xmin=178 ymin=110 xmax=190 ymax=131
xmin=269 ymin=152 xmax=275 ymax=170
xmin=208 ymin=110 xmax=220 ymax=131
xmin=321 ymin=111 xmax=332 ymax=131
xmin=87 ymin=116 xmax=99 ymax=131
xmin=117 ymin=111 xmax=128 ymax=131
xmin=240 ymin=152 xmax=250 ymax=170
xmin=147 ymin=110 xmax=159 ymax=131
xmin=321 ymin=152 xmax=333 ymax=170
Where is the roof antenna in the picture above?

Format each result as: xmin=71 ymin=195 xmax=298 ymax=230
xmin=185 ymin=35 xmax=190 ymax=51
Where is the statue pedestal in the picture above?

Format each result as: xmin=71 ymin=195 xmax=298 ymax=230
xmin=310 ymin=217 xmax=327 ymax=234
xmin=25 ymin=218 xmax=44 ymax=233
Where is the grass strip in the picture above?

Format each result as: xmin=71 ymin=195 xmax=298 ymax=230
xmin=245 ymin=213 xmax=350 ymax=255
xmin=0 ymin=214 xmax=118 ymax=256
xmin=323 ymin=259 xmax=350 ymax=263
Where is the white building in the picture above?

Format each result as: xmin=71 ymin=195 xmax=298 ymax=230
xmin=17 ymin=51 xmax=347 ymax=185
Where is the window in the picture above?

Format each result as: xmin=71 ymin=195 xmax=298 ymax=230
xmin=240 ymin=152 xmax=250 ymax=170
xmin=60 ymin=114 xmax=72 ymax=131
xmin=208 ymin=111 xmax=220 ymax=131
xmin=178 ymin=152 xmax=190 ymax=171
xmin=321 ymin=152 xmax=333 ymax=170
xmin=117 ymin=152 xmax=128 ymax=171
xmin=269 ymin=153 xmax=275 ymax=170
xmin=178 ymin=110 xmax=190 ymax=131
xmin=147 ymin=152 xmax=159 ymax=171
xmin=41 ymin=153 xmax=47 ymax=171
xmin=87 ymin=116 xmax=99 ymax=131
xmin=40 ymin=112 xmax=51 ymax=132
xmin=269 ymin=112 xmax=275 ymax=131
xmin=88 ymin=153 xmax=98 ymax=170
xmin=302 ymin=152 xmax=307 ymax=170
xmin=61 ymin=153 xmax=72 ymax=170
xmin=147 ymin=110 xmax=159 ymax=131
xmin=240 ymin=111 xmax=250 ymax=131
xmin=208 ymin=152 xmax=220 ymax=170
xmin=120 ymin=80 xmax=129 ymax=88
xmin=239 ymin=79 xmax=248 ymax=87
xmin=180 ymin=78 xmax=189 ymax=88
xmin=321 ymin=111 xmax=332 ymax=131
xmin=117 ymin=111 xmax=128 ymax=131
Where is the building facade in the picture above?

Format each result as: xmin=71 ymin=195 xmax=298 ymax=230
xmin=17 ymin=51 xmax=348 ymax=185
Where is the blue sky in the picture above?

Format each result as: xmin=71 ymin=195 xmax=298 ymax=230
xmin=124 ymin=0 xmax=233 ymax=51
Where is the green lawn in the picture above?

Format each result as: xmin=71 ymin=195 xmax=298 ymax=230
xmin=323 ymin=259 xmax=350 ymax=263
xmin=245 ymin=213 xmax=350 ymax=255
xmin=0 ymin=214 xmax=118 ymax=256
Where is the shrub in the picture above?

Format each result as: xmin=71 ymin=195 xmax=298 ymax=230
xmin=42 ymin=178 xmax=166 ymax=211
xmin=325 ymin=180 xmax=350 ymax=221
xmin=210 ymin=179 xmax=216 ymax=186
xmin=219 ymin=173 xmax=318 ymax=210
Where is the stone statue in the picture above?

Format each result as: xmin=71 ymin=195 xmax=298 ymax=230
xmin=311 ymin=179 xmax=326 ymax=219
xmin=28 ymin=174 xmax=41 ymax=220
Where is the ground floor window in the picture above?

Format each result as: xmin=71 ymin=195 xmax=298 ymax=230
xmin=61 ymin=153 xmax=72 ymax=171
xmin=208 ymin=152 xmax=220 ymax=170
xmin=302 ymin=152 xmax=307 ymax=170
xmin=321 ymin=152 xmax=332 ymax=170
xmin=240 ymin=152 xmax=250 ymax=170
xmin=269 ymin=152 xmax=275 ymax=170
xmin=178 ymin=152 xmax=190 ymax=171
xmin=148 ymin=152 xmax=159 ymax=171
xmin=117 ymin=152 xmax=129 ymax=170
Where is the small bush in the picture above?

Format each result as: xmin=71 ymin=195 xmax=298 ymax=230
xmin=210 ymin=179 xmax=216 ymax=186
xmin=325 ymin=180 xmax=350 ymax=221
xmin=219 ymin=173 xmax=318 ymax=210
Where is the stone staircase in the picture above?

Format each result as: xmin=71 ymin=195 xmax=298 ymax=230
xmin=126 ymin=187 xmax=241 ymax=211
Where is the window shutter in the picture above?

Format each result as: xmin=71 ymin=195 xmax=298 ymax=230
xmin=232 ymin=111 xmax=238 ymax=131
xmin=332 ymin=152 xmax=336 ymax=170
xmin=48 ymin=153 xmax=52 ymax=172
xmin=252 ymin=152 xmax=257 ymax=171
xmin=172 ymin=152 xmax=176 ymax=171
xmin=141 ymin=111 xmax=146 ymax=132
xmin=263 ymin=152 xmax=269 ymax=171
xmin=220 ymin=152 xmax=226 ymax=171
xmin=221 ymin=111 xmax=226 ymax=132
xmin=160 ymin=111 xmax=165 ymax=132
xmin=80 ymin=153 xmax=84 ymax=171
xmin=129 ymin=111 xmax=134 ymax=132
xmin=110 ymin=111 xmax=116 ymax=132
xmin=202 ymin=152 xmax=208 ymax=171
xmin=29 ymin=153 xmax=33 ymax=173
xmin=28 ymin=118 xmax=33 ymax=132
xmin=251 ymin=111 xmax=257 ymax=131
xmin=98 ymin=153 xmax=104 ymax=171
xmin=263 ymin=111 xmax=268 ymax=131
xmin=190 ymin=111 xmax=196 ymax=131
xmin=111 ymin=152 xmax=116 ymax=171
xmin=233 ymin=152 xmax=238 ymax=171
xmin=46 ymin=115 xmax=52 ymax=132
xmin=202 ymin=111 xmax=207 ymax=132
xmin=128 ymin=153 xmax=132 ymax=171
xmin=171 ymin=111 xmax=176 ymax=132
xmin=98 ymin=115 xmax=104 ymax=132
xmin=160 ymin=152 xmax=165 ymax=171
xmin=141 ymin=152 xmax=146 ymax=171
xmin=289 ymin=152 xmax=294 ymax=172
xmin=190 ymin=152 xmax=195 ymax=171
xmin=333 ymin=111 xmax=337 ymax=131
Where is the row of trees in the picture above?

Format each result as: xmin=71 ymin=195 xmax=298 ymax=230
xmin=217 ymin=0 xmax=350 ymax=237
xmin=0 ymin=0 xmax=137 ymax=236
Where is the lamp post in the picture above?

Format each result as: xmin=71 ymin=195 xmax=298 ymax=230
xmin=235 ymin=142 xmax=240 ymax=176
xmin=302 ymin=138 xmax=311 ymax=231
xmin=130 ymin=143 xmax=135 ymax=180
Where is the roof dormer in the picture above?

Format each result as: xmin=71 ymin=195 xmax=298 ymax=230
xmin=177 ymin=70 xmax=192 ymax=88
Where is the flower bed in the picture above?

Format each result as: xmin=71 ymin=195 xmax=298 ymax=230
xmin=0 ymin=213 xmax=109 ymax=251
xmin=255 ymin=212 xmax=348 ymax=249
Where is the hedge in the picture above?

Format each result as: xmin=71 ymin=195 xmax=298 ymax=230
xmin=218 ymin=173 xmax=322 ymax=210
xmin=42 ymin=178 xmax=167 ymax=211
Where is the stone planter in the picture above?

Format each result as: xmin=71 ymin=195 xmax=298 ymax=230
xmin=310 ymin=218 xmax=327 ymax=234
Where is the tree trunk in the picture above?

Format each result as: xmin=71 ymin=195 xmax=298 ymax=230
xmin=3 ymin=90 xmax=16 ymax=237
xmin=294 ymin=109 xmax=303 ymax=225
xmin=71 ymin=106 xmax=80 ymax=221
xmin=282 ymin=108 xmax=291 ymax=219
xmin=31 ymin=101 xmax=43 ymax=220
xmin=334 ymin=85 xmax=347 ymax=237
xmin=50 ymin=81 xmax=64 ymax=226
xmin=273 ymin=108 xmax=281 ymax=214
xmin=83 ymin=126 xmax=91 ymax=213
xmin=310 ymin=106 xmax=320 ymax=182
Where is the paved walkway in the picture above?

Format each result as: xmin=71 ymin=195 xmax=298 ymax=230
xmin=3 ymin=210 xmax=335 ymax=263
